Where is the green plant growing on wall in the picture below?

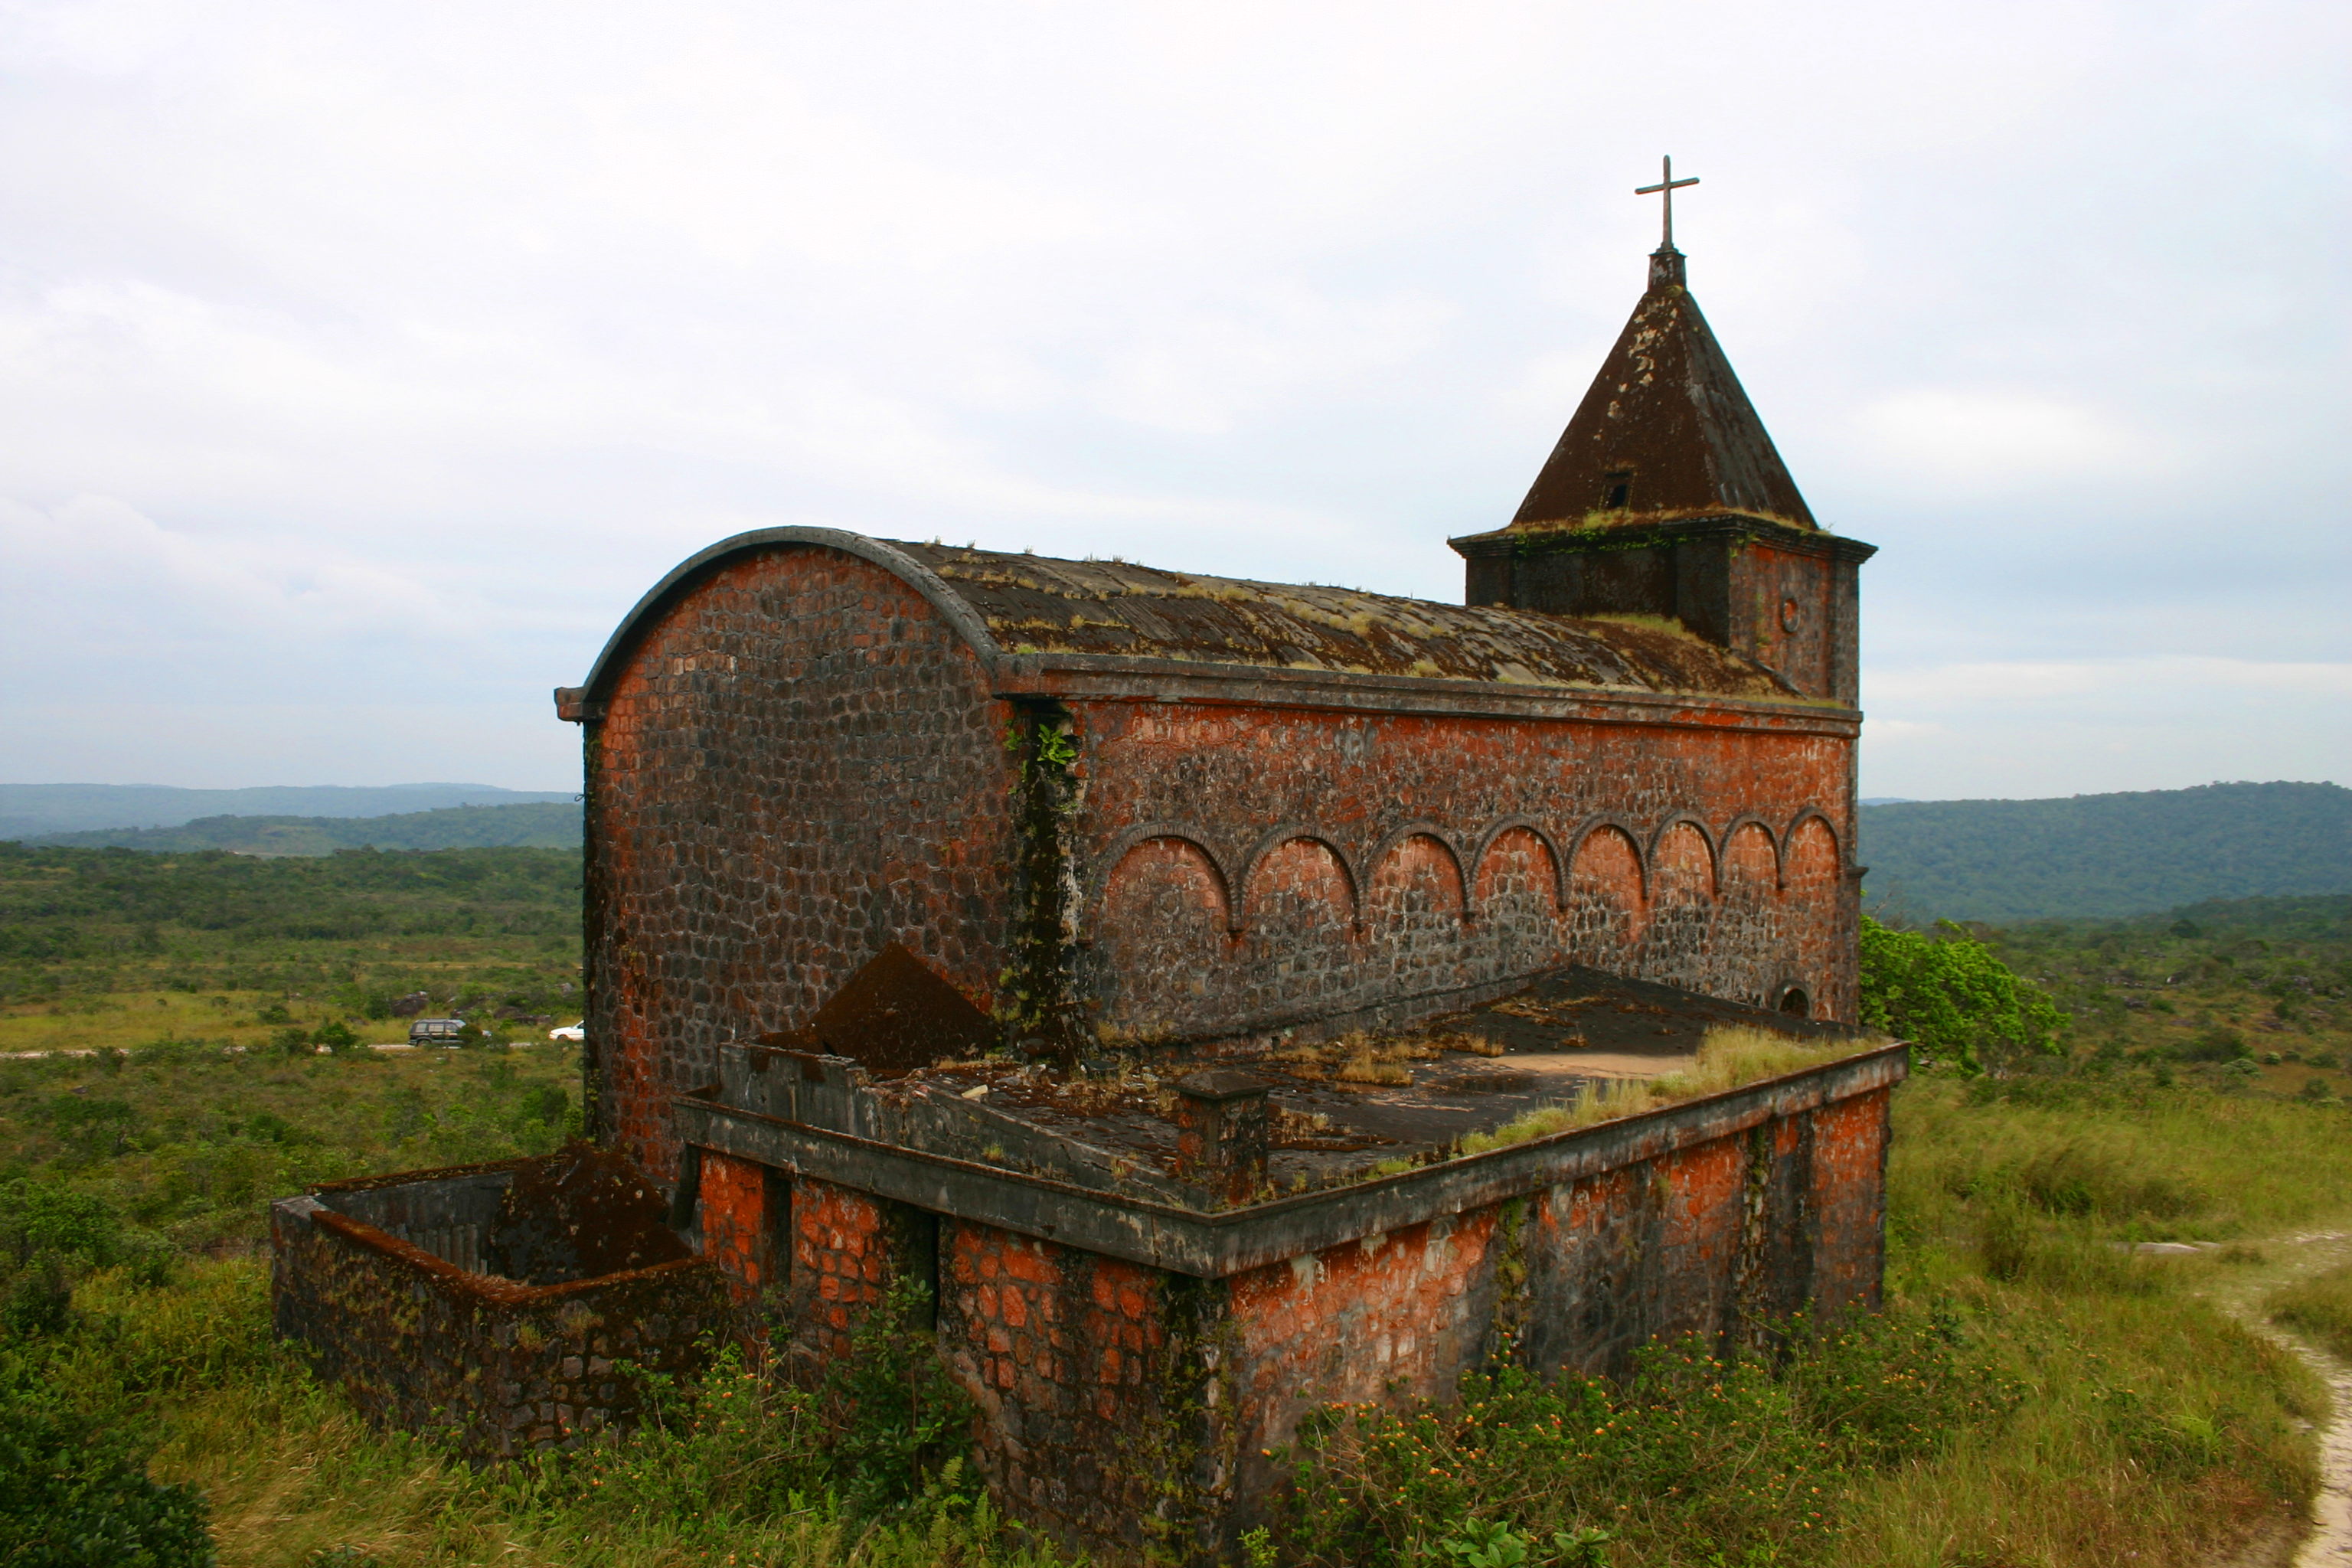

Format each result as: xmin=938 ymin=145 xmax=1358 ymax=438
xmin=997 ymin=702 xmax=1086 ymax=1066
xmin=819 ymin=1276 xmax=976 ymax=1516
xmin=1858 ymin=916 xmax=2066 ymax=1073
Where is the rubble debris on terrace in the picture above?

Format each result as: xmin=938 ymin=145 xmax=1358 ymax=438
xmin=705 ymin=965 xmax=1872 ymax=1210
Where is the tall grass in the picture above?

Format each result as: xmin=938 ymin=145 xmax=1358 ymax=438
xmin=1279 ymin=1069 xmax=2348 ymax=1566
xmin=53 ymin=1263 xmax=1071 ymax=1568
xmin=1460 ymin=1025 xmax=1873 ymax=1155
xmin=18 ymin=1059 xmax=2352 ymax=1566
xmin=2269 ymin=1263 xmax=2352 ymax=1362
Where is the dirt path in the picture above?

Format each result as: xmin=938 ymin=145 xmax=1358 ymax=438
xmin=2194 ymin=1231 xmax=2352 ymax=1567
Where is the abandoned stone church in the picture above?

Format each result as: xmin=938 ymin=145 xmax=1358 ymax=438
xmin=273 ymin=227 xmax=1900 ymax=1558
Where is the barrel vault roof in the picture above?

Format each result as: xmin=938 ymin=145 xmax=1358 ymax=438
xmin=889 ymin=540 xmax=1797 ymax=701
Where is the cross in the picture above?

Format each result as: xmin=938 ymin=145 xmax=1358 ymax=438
xmin=1635 ymin=155 xmax=1700 ymax=252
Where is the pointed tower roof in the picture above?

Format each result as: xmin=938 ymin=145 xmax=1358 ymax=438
xmin=1508 ymin=247 xmax=1815 ymax=532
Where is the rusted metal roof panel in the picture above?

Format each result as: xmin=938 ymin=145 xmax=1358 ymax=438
xmin=889 ymin=540 xmax=1796 ymax=700
xmin=1509 ymin=250 xmax=1816 ymax=533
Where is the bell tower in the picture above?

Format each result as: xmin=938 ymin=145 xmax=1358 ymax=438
xmin=1449 ymin=160 xmax=1873 ymax=704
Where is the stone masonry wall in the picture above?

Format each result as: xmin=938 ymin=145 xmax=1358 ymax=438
xmin=584 ymin=546 xmax=1020 ymax=1178
xmin=696 ymin=1148 xmax=786 ymax=1305
xmin=685 ymin=1067 xmax=1893 ymax=1557
xmin=936 ymin=1219 xmax=1212 ymax=1552
xmin=272 ymin=1194 xmax=729 ymax=1459
xmin=1076 ymin=698 xmax=1858 ymax=1042
xmin=1214 ymin=1080 xmax=1885 ymax=1529
xmin=580 ymin=538 xmax=1860 ymax=1193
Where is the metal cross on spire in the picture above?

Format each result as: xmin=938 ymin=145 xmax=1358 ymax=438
xmin=1635 ymin=155 xmax=1700 ymax=253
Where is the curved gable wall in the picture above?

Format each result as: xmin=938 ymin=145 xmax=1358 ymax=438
xmin=584 ymin=542 xmax=1016 ymax=1174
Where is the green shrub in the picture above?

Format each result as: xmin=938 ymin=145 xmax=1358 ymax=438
xmin=0 ymin=1179 xmax=121 ymax=1274
xmin=1272 ymin=1314 xmax=2016 ymax=1565
xmin=0 ymin=1355 xmax=212 ymax=1566
xmin=1858 ymin=917 xmax=2066 ymax=1073
xmin=2176 ymin=1027 xmax=2249 ymax=1063
xmin=42 ymin=1097 xmax=138 ymax=1161
xmin=820 ymin=1276 xmax=978 ymax=1515
xmin=517 ymin=1086 xmax=569 ymax=1128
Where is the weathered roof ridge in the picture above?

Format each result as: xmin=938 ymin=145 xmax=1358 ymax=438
xmin=567 ymin=526 xmax=1809 ymax=710
xmin=890 ymin=539 xmax=1797 ymax=701
xmin=1508 ymin=248 xmax=1816 ymax=534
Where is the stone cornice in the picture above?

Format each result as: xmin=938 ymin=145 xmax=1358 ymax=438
xmin=1450 ymin=514 xmax=1879 ymax=566
xmin=673 ymin=1043 xmax=1908 ymax=1279
xmin=991 ymin=652 xmax=1860 ymax=734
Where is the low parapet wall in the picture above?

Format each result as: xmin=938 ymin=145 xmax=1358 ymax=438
xmin=681 ymin=1044 xmax=1906 ymax=1557
xmin=271 ymin=1152 xmax=730 ymax=1459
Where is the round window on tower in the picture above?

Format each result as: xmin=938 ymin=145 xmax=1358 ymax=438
xmin=1779 ymin=597 xmax=1800 ymax=633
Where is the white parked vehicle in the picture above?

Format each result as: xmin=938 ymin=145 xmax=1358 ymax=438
xmin=549 ymin=1021 xmax=586 ymax=1042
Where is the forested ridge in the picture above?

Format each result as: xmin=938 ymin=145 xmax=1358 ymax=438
xmin=1860 ymin=779 xmax=2352 ymax=922
xmin=30 ymin=800 xmax=582 ymax=855
xmin=0 ymin=843 xmax=580 ymax=1014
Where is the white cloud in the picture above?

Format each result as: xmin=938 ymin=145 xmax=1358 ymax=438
xmin=1096 ymin=287 xmax=1455 ymax=436
xmin=0 ymin=0 xmax=2343 ymax=789
xmin=1861 ymin=657 xmax=2352 ymax=799
xmin=1851 ymin=389 xmax=2164 ymax=486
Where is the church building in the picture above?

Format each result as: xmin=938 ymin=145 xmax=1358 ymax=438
xmin=276 ymin=191 xmax=1901 ymax=1563
xmin=557 ymin=213 xmax=1877 ymax=1171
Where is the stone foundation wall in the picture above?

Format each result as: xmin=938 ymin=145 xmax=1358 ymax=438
xmin=937 ymin=1220 xmax=1206 ymax=1552
xmin=271 ymin=1156 xmax=731 ymax=1459
xmin=686 ymin=1055 xmax=1896 ymax=1558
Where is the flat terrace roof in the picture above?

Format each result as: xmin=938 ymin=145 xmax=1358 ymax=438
xmin=865 ymin=965 xmax=1872 ymax=1191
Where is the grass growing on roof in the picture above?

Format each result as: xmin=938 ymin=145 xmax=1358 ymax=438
xmin=1457 ymin=1024 xmax=1877 ymax=1155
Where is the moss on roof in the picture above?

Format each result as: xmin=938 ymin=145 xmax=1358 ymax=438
xmin=890 ymin=541 xmax=1798 ymax=701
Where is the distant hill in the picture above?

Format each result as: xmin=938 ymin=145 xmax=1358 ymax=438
xmin=25 ymin=802 xmax=583 ymax=855
xmin=1860 ymin=781 xmax=2352 ymax=923
xmin=0 ymin=782 xmax=577 ymax=839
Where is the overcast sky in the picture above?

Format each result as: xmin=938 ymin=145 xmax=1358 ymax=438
xmin=1 ymin=1 xmax=2344 ymax=801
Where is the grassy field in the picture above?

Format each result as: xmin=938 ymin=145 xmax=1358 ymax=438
xmin=2268 ymin=1263 xmax=2352 ymax=1364
xmin=0 ymin=982 xmax=581 ymax=1059
xmin=8 ymin=848 xmax=2352 ymax=1565
xmin=1973 ymin=893 xmax=2352 ymax=1070
xmin=0 ymin=1038 xmax=581 ymax=1256
xmin=8 ymin=1046 xmax=2349 ymax=1564
xmin=0 ymin=842 xmax=583 ymax=1024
